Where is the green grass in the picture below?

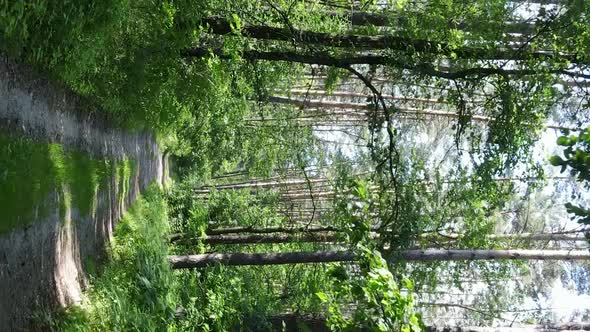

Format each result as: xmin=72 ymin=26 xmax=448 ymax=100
xmin=0 ymin=133 xmax=135 ymax=234
xmin=56 ymin=185 xmax=180 ymax=332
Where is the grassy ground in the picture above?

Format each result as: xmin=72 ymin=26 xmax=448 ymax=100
xmin=51 ymin=185 xmax=179 ymax=331
xmin=0 ymin=132 xmax=135 ymax=234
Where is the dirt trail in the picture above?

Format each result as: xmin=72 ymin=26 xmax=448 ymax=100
xmin=0 ymin=56 xmax=166 ymax=331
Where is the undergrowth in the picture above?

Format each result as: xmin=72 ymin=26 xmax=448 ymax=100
xmin=56 ymin=185 xmax=179 ymax=332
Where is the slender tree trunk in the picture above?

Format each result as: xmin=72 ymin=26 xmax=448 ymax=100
xmin=172 ymin=232 xmax=339 ymax=245
xmin=194 ymin=177 xmax=330 ymax=193
xmin=207 ymin=225 xmax=338 ymax=235
xmin=168 ymin=249 xmax=590 ymax=269
xmin=170 ymin=231 xmax=586 ymax=245
xmin=197 ymin=17 xmax=575 ymax=63
xmin=268 ymin=96 xmax=571 ymax=131
xmin=171 ymin=226 xmax=584 ymax=241
xmin=287 ymin=88 xmax=451 ymax=105
xmin=169 ymin=251 xmax=356 ymax=268
xmin=183 ymin=47 xmax=590 ymax=80
xmin=326 ymin=11 xmax=538 ymax=35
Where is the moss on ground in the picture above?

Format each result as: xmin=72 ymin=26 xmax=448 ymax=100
xmin=0 ymin=133 xmax=135 ymax=234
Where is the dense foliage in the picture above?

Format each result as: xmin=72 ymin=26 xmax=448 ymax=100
xmin=2 ymin=0 xmax=590 ymax=330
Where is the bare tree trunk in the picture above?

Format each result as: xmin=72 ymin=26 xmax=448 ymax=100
xmin=168 ymin=249 xmax=590 ymax=269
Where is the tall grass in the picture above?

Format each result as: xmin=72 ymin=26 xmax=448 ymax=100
xmin=56 ymin=185 xmax=180 ymax=331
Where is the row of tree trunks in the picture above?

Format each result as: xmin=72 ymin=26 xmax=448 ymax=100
xmin=197 ymin=17 xmax=576 ymax=63
xmin=168 ymin=249 xmax=590 ymax=269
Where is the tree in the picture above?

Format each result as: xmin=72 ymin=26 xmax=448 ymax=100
xmin=168 ymin=249 xmax=590 ymax=269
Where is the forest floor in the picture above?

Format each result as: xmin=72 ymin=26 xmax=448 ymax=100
xmin=0 ymin=55 xmax=166 ymax=331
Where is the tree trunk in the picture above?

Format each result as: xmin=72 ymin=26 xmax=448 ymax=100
xmin=183 ymin=47 xmax=589 ymax=81
xmin=287 ymin=88 xmax=450 ymax=105
xmin=172 ymin=232 xmax=339 ymax=245
xmin=326 ymin=11 xmax=537 ymax=35
xmin=197 ymin=17 xmax=575 ymax=63
xmin=168 ymin=249 xmax=590 ymax=269
xmin=207 ymin=225 xmax=338 ymax=235
xmin=170 ymin=231 xmax=586 ymax=245
xmin=168 ymin=251 xmax=356 ymax=269
xmin=194 ymin=177 xmax=330 ymax=193
xmin=268 ymin=96 xmax=571 ymax=131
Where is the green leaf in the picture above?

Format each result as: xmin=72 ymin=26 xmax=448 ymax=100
xmin=231 ymin=13 xmax=241 ymax=32
xmin=549 ymin=156 xmax=564 ymax=166
xmin=316 ymin=292 xmax=328 ymax=302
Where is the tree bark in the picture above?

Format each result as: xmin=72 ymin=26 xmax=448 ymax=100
xmin=198 ymin=17 xmax=574 ymax=63
xmin=287 ymin=88 xmax=450 ymax=105
xmin=207 ymin=225 xmax=338 ymax=235
xmin=326 ymin=11 xmax=541 ymax=36
xmin=268 ymin=96 xmax=571 ymax=131
xmin=169 ymin=251 xmax=356 ymax=268
xmin=170 ymin=231 xmax=586 ymax=245
xmin=182 ymin=47 xmax=590 ymax=81
xmin=172 ymin=232 xmax=339 ymax=245
xmin=168 ymin=249 xmax=590 ymax=269
xmin=194 ymin=177 xmax=330 ymax=193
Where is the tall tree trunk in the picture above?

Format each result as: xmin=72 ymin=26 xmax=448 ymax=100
xmin=197 ymin=17 xmax=575 ymax=63
xmin=170 ymin=231 xmax=586 ymax=245
xmin=326 ymin=11 xmax=537 ymax=35
xmin=168 ymin=249 xmax=590 ymax=269
xmin=287 ymin=88 xmax=450 ymax=105
xmin=172 ymin=232 xmax=339 ymax=245
xmin=194 ymin=177 xmax=330 ymax=193
xmin=268 ymin=96 xmax=571 ymax=131
xmin=183 ymin=47 xmax=590 ymax=81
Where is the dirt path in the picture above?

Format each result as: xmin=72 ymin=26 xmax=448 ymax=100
xmin=0 ymin=56 xmax=166 ymax=331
